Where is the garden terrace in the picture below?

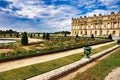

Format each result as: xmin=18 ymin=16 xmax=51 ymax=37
xmin=0 ymin=36 xmax=113 ymax=62
xmin=0 ymin=42 xmax=116 ymax=80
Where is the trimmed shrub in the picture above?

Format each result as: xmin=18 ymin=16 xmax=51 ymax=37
xmin=76 ymin=34 xmax=79 ymax=38
xmin=30 ymin=33 xmax=32 ymax=38
xmin=21 ymin=32 xmax=28 ymax=46
xmin=46 ymin=33 xmax=50 ymax=40
xmin=38 ymin=33 xmax=40 ymax=36
xmin=64 ymin=33 xmax=67 ymax=37
xmin=91 ymin=34 xmax=94 ymax=39
xmin=16 ymin=33 xmax=19 ymax=38
xmin=43 ymin=33 xmax=45 ymax=39
xmin=108 ymin=34 xmax=112 ymax=40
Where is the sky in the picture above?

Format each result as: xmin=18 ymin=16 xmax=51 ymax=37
xmin=0 ymin=0 xmax=119 ymax=32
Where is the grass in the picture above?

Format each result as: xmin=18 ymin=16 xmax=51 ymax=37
xmin=90 ymin=42 xmax=116 ymax=55
xmin=72 ymin=46 xmax=120 ymax=80
xmin=0 ymin=42 xmax=116 ymax=80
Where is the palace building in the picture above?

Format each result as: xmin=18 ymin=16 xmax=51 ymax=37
xmin=71 ymin=11 xmax=120 ymax=36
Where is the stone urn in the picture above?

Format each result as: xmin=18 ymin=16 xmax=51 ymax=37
xmin=83 ymin=46 xmax=91 ymax=58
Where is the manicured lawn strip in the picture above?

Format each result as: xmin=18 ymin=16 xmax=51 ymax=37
xmin=72 ymin=47 xmax=120 ymax=80
xmin=90 ymin=42 xmax=116 ymax=55
xmin=0 ymin=43 xmax=116 ymax=80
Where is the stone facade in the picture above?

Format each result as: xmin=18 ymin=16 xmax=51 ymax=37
xmin=71 ymin=11 xmax=120 ymax=36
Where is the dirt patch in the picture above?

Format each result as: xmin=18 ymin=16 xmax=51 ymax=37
xmin=23 ymin=44 xmax=45 ymax=50
xmin=23 ymin=46 xmax=33 ymax=50
xmin=0 ymin=49 xmax=14 ymax=54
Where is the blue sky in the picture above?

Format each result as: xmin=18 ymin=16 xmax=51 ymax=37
xmin=0 ymin=0 xmax=119 ymax=32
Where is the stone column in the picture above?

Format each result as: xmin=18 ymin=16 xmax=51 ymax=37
xmin=111 ymin=22 xmax=112 ymax=29
xmin=112 ymin=22 xmax=114 ymax=29
xmin=110 ymin=22 xmax=111 ymax=29
xmin=94 ymin=23 xmax=95 ymax=29
xmin=117 ymin=21 xmax=119 ymax=29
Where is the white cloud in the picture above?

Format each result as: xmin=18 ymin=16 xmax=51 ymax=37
xmin=71 ymin=0 xmax=97 ymax=8
xmin=2 ymin=0 xmax=80 ymax=31
xmin=82 ymin=9 xmax=118 ymax=17
xmin=99 ymin=0 xmax=119 ymax=5
xmin=99 ymin=0 xmax=120 ymax=9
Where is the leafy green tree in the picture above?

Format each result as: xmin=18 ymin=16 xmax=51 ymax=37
xmin=21 ymin=32 xmax=28 ymax=46
xmin=16 ymin=33 xmax=19 ymax=38
xmin=3 ymin=32 xmax=6 ymax=37
xmin=108 ymin=34 xmax=112 ymax=40
xmin=64 ymin=33 xmax=67 ymax=37
xmin=8 ymin=29 xmax=13 ymax=37
xmin=10 ymin=33 xmax=12 ymax=37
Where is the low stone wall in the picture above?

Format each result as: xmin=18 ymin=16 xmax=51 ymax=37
xmin=27 ymin=45 xmax=120 ymax=80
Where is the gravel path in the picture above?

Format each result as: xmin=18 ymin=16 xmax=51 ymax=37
xmin=105 ymin=68 xmax=120 ymax=80
xmin=0 ymin=42 xmax=114 ymax=72
xmin=0 ymin=38 xmax=43 ymax=43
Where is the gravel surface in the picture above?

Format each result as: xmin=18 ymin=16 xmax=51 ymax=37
xmin=105 ymin=68 xmax=120 ymax=80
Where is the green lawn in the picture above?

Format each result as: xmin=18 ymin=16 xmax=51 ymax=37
xmin=0 ymin=42 xmax=116 ymax=80
xmin=72 ymin=46 xmax=120 ymax=80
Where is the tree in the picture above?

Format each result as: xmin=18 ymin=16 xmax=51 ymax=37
xmin=8 ymin=29 xmax=13 ymax=37
xmin=91 ymin=34 xmax=94 ymax=39
xmin=3 ymin=32 xmax=6 ymax=37
xmin=108 ymin=34 xmax=112 ymax=40
xmin=16 ymin=33 xmax=19 ymax=38
xmin=21 ymin=32 xmax=28 ymax=46
xmin=10 ymin=33 xmax=12 ymax=37
xmin=64 ymin=33 xmax=67 ymax=37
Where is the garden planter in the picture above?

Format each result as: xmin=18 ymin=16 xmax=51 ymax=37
xmin=84 ymin=46 xmax=91 ymax=58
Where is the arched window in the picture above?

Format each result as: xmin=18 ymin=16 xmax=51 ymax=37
xmin=106 ymin=31 xmax=109 ymax=35
xmin=95 ymin=31 xmax=97 ymax=35
xmin=81 ymin=31 xmax=83 ymax=35
xmin=107 ymin=23 xmax=110 ymax=28
xmin=100 ymin=31 xmax=102 ymax=35
xmin=90 ymin=31 xmax=92 ymax=34
xmin=113 ymin=31 xmax=116 ymax=35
